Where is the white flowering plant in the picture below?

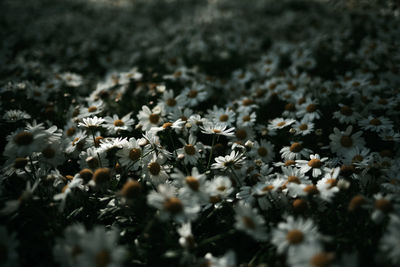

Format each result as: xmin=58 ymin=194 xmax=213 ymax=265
xmin=1 ymin=0 xmax=400 ymax=267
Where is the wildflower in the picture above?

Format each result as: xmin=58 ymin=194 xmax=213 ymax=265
xmin=176 ymin=134 xmax=202 ymax=165
xmin=249 ymin=139 xmax=275 ymax=162
xmin=137 ymin=105 xmax=164 ymax=131
xmin=329 ymin=126 xmax=365 ymax=155
xmin=4 ymin=122 xmax=47 ymax=157
xmin=380 ymin=215 xmax=400 ymax=265
xmin=200 ymin=122 xmax=235 ymax=137
xmin=293 ymin=119 xmax=314 ymax=136
xmin=271 ymin=216 xmax=322 ymax=254
xmin=3 ymin=110 xmax=31 ymax=122
xmin=332 ymin=104 xmax=360 ymax=124
xmin=103 ymin=113 xmax=135 ymax=134
xmin=147 ymin=184 xmax=200 ymax=222
xmin=78 ymin=116 xmax=105 ymax=130
xmin=280 ymin=142 xmax=313 ymax=160
xmin=268 ymin=118 xmax=296 ymax=131
xmin=234 ymin=201 xmax=268 ymax=241
xmin=359 ymin=115 xmax=393 ymax=133
xmin=212 ymin=150 xmax=245 ymax=171
xmin=115 ymin=138 xmax=143 ymax=171
xmin=296 ymin=154 xmax=329 ymax=178
xmin=78 ymin=100 xmax=105 ymax=118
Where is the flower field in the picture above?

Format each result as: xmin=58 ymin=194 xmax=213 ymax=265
xmin=1 ymin=0 xmax=400 ymax=266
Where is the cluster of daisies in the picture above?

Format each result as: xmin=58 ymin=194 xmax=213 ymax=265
xmin=1 ymin=0 xmax=400 ymax=266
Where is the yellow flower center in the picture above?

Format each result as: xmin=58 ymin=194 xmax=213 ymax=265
xmin=290 ymin=142 xmax=302 ymax=152
xmin=299 ymin=124 xmax=308 ymax=131
xmin=310 ymin=252 xmax=334 ymax=267
xmin=257 ymin=147 xmax=268 ymax=157
xmin=340 ymin=105 xmax=353 ymax=116
xmin=14 ymin=131 xmax=33 ymax=146
xmin=148 ymin=162 xmax=161 ymax=176
xmin=308 ymin=159 xmax=322 ymax=168
xmin=14 ymin=158 xmax=28 ymax=169
xmin=235 ymin=129 xmax=247 ymax=140
xmin=42 ymin=146 xmax=56 ymax=159
xmin=93 ymin=168 xmax=111 ymax=184
xmin=242 ymin=115 xmax=251 ymax=122
xmin=340 ymin=135 xmax=353 ymax=147
xmin=113 ymin=119 xmax=125 ymax=127
xmin=149 ymin=113 xmax=160 ymax=124
xmin=219 ymin=114 xmax=229 ymax=122
xmin=121 ymin=180 xmax=142 ymax=199
xmin=369 ymin=118 xmax=381 ymax=126
xmin=306 ymin=104 xmax=317 ymax=113
xmin=185 ymin=176 xmax=200 ymax=191
xmin=187 ymin=89 xmax=198 ymax=98
xmin=129 ymin=148 xmax=141 ymax=161
xmin=242 ymin=216 xmax=256 ymax=229
xmin=375 ymin=199 xmax=392 ymax=213
xmin=277 ymin=121 xmax=286 ymax=127
xmin=184 ymin=144 xmax=196 ymax=155
xmin=166 ymin=98 xmax=177 ymax=107
xmin=88 ymin=106 xmax=97 ymax=113
xmin=286 ymin=229 xmax=304 ymax=244
xmin=79 ymin=168 xmax=93 ymax=182
xmin=164 ymin=197 xmax=183 ymax=214
xmin=95 ymin=249 xmax=111 ymax=267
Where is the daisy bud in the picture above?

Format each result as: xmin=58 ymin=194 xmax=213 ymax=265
xmin=93 ymin=168 xmax=111 ymax=185
xmin=121 ymin=180 xmax=142 ymax=199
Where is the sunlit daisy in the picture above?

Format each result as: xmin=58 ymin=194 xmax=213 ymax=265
xmin=103 ymin=113 xmax=135 ymax=134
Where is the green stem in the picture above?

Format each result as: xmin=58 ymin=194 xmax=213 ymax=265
xmin=28 ymin=156 xmax=38 ymax=181
xmin=198 ymin=229 xmax=235 ymax=247
xmin=229 ymin=166 xmax=242 ymax=187
xmin=206 ymin=134 xmax=216 ymax=169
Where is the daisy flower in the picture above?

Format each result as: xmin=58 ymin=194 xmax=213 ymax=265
xmin=149 ymin=119 xmax=185 ymax=134
xmin=296 ymin=154 xmax=329 ymax=178
xmin=212 ymin=150 xmax=246 ymax=171
xmin=268 ymin=118 xmax=296 ymax=131
xmin=3 ymin=109 xmax=31 ymax=122
xmin=78 ymin=116 xmax=105 ymax=130
xmin=79 ymin=147 xmax=108 ymax=170
xmin=176 ymin=134 xmax=202 ymax=165
xmin=380 ymin=214 xmax=400 ymax=266
xmin=359 ymin=115 xmax=393 ymax=132
xmin=137 ymin=105 xmax=164 ymax=131
xmin=233 ymin=201 xmax=268 ymax=241
xmin=147 ymin=183 xmax=200 ymax=222
xmin=53 ymin=224 xmax=86 ymax=267
xmin=332 ymin=104 xmax=360 ymax=124
xmin=249 ymin=139 xmax=275 ymax=162
xmin=232 ymin=127 xmax=256 ymax=144
xmin=316 ymin=167 xmax=341 ymax=202
xmin=157 ymin=89 xmax=187 ymax=113
xmin=200 ymin=122 xmax=235 ymax=137
xmin=37 ymin=141 xmax=65 ymax=167
xmin=77 ymin=226 xmax=126 ymax=267
xmin=296 ymin=98 xmax=321 ymax=121
xmin=182 ymin=83 xmax=208 ymax=107
xmin=103 ymin=113 xmax=135 ymax=134
xmin=206 ymin=106 xmax=236 ymax=126
xmin=293 ymin=118 xmax=314 ymax=136
xmin=144 ymin=154 xmax=169 ymax=185
xmin=236 ymin=111 xmax=257 ymax=127
xmin=329 ymin=126 xmax=365 ymax=155
xmin=53 ymin=176 xmax=84 ymax=211
xmin=59 ymin=72 xmax=83 ymax=87
xmin=205 ymin=176 xmax=234 ymax=205
xmin=171 ymin=167 xmax=208 ymax=203
xmin=271 ymin=216 xmax=322 ymax=254
xmin=4 ymin=122 xmax=47 ymax=158
xmin=177 ymin=223 xmax=195 ymax=249
xmin=202 ymin=251 xmax=236 ymax=267
xmin=371 ymin=193 xmax=399 ymax=223
xmin=280 ymin=142 xmax=313 ymax=160
xmin=78 ymin=100 xmax=105 ymax=118
xmin=115 ymin=137 xmax=143 ymax=171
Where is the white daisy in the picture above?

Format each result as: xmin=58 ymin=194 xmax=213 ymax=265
xmin=200 ymin=122 xmax=235 ymax=137
xmin=329 ymin=126 xmax=365 ymax=155
xmin=176 ymin=134 xmax=202 ymax=165
xmin=147 ymin=183 xmax=200 ymax=222
xmin=137 ymin=105 xmax=164 ymax=131
xmin=115 ymin=138 xmax=143 ymax=171
xmin=296 ymin=154 xmax=329 ymax=178
xmin=280 ymin=142 xmax=313 ymax=160
xmin=359 ymin=115 xmax=393 ymax=132
xmin=103 ymin=113 xmax=135 ymax=134
xmin=212 ymin=150 xmax=246 ymax=171
xmin=78 ymin=116 xmax=105 ymax=130
xmin=271 ymin=216 xmax=322 ymax=254
xmin=233 ymin=201 xmax=268 ymax=241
